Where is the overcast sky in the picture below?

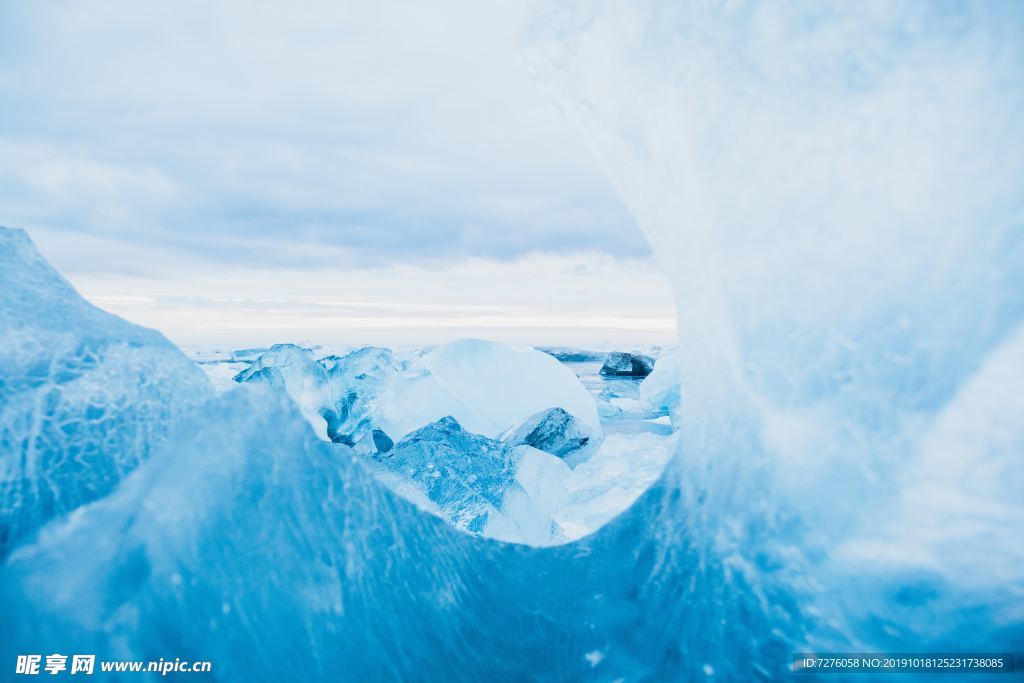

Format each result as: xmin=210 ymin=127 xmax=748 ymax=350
xmin=0 ymin=1 xmax=674 ymax=349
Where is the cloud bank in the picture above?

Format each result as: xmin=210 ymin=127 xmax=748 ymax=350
xmin=0 ymin=2 xmax=644 ymax=268
xmin=0 ymin=1 xmax=673 ymax=345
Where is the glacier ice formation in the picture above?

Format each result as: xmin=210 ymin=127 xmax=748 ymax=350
xmin=231 ymin=338 xmax=604 ymax=465
xmin=2 ymin=2 xmax=1024 ymax=680
xmin=525 ymin=0 xmax=1024 ymax=674
xmin=0 ymin=227 xmax=210 ymax=559
xmin=0 ymin=385 xmax=679 ymax=680
xmin=223 ymin=336 xmax=635 ymax=544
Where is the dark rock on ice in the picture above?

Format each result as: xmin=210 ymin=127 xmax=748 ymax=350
xmin=372 ymin=429 xmax=394 ymax=453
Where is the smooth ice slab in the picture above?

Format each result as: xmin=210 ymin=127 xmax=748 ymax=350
xmin=375 ymin=338 xmax=601 ymax=441
xmin=2 ymin=2 xmax=1023 ymax=679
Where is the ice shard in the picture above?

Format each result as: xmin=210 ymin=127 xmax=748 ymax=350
xmin=502 ymin=407 xmax=601 ymax=461
xmin=319 ymin=346 xmax=399 ymax=447
xmin=374 ymin=416 xmax=517 ymax=534
xmin=638 ymin=350 xmax=682 ymax=417
xmin=599 ymin=351 xmax=654 ymax=377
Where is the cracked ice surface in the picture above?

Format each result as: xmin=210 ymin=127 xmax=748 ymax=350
xmin=0 ymin=227 xmax=210 ymax=558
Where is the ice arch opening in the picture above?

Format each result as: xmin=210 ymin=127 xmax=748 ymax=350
xmin=523 ymin=0 xmax=1024 ymax=650
xmin=2 ymin=4 xmax=1022 ymax=679
xmin=0 ymin=0 xmax=692 ymax=554
xmin=199 ymin=267 xmax=681 ymax=547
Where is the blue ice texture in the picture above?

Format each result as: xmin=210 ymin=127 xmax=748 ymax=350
xmin=2 ymin=2 xmax=1024 ymax=680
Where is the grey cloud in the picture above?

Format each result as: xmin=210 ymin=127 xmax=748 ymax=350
xmin=0 ymin=1 xmax=648 ymax=272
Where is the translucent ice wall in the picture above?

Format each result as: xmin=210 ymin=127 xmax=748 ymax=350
xmin=526 ymin=0 xmax=1024 ymax=655
xmin=3 ymin=3 xmax=1024 ymax=679
xmin=0 ymin=227 xmax=210 ymax=558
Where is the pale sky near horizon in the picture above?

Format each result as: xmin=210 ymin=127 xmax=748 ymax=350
xmin=0 ymin=1 xmax=676 ymax=349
